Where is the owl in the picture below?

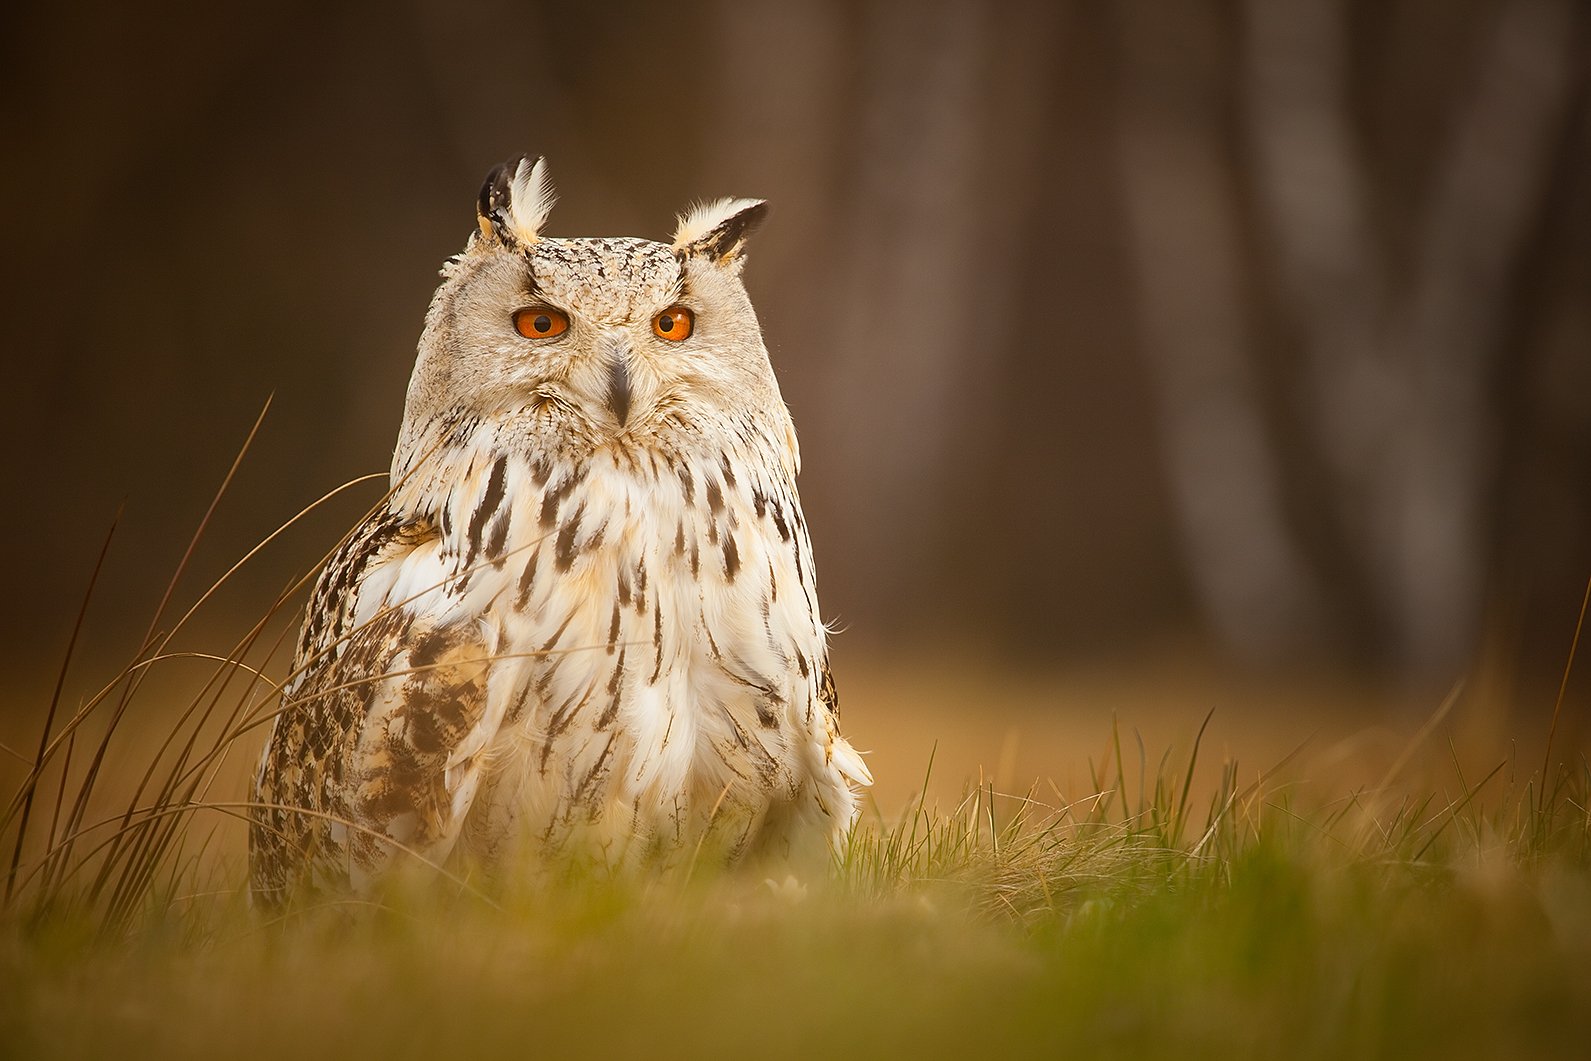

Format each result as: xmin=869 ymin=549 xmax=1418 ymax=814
xmin=248 ymin=157 xmax=870 ymax=906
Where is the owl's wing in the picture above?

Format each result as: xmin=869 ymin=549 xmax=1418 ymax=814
xmin=250 ymin=510 xmax=500 ymax=905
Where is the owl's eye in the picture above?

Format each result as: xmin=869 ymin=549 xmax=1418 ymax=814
xmin=513 ymin=307 xmax=569 ymax=339
xmin=653 ymin=306 xmax=694 ymax=342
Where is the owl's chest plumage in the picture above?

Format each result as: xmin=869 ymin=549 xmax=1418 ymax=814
xmin=369 ymin=419 xmax=850 ymax=864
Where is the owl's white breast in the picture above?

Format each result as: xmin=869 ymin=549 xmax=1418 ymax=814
xmin=383 ymin=415 xmax=856 ymax=864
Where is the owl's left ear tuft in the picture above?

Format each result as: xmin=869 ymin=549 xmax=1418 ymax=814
xmin=672 ymin=198 xmax=768 ymax=266
xmin=477 ymin=155 xmax=556 ymax=246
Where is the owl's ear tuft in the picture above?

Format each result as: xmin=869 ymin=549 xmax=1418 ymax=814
xmin=672 ymin=198 xmax=768 ymax=266
xmin=477 ymin=155 xmax=556 ymax=246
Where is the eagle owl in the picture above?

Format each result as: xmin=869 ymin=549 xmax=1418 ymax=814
xmin=249 ymin=157 xmax=870 ymax=905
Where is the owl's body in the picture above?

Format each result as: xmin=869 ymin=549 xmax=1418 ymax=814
xmin=249 ymin=160 xmax=868 ymax=905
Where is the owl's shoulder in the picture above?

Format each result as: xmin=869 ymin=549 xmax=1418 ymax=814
xmin=290 ymin=509 xmax=437 ymax=686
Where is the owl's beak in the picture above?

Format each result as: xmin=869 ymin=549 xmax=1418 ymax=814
xmin=606 ymin=351 xmax=632 ymax=427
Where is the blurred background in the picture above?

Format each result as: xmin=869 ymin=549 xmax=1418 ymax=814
xmin=3 ymin=0 xmax=1589 ymax=800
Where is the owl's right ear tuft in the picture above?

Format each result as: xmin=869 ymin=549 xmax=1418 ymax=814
xmin=672 ymin=198 xmax=768 ymax=266
xmin=477 ymin=155 xmax=556 ymax=246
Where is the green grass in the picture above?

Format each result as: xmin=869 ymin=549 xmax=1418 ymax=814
xmin=3 ymin=722 xmax=1588 ymax=1059
xmin=4 ymin=431 xmax=1589 ymax=1058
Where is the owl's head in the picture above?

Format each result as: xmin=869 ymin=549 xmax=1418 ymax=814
xmin=395 ymin=156 xmax=789 ymax=481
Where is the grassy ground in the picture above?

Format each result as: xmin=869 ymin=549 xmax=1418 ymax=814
xmin=3 ymin=715 xmax=1588 ymax=1060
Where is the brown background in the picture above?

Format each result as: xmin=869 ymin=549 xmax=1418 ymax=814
xmin=3 ymin=0 xmax=1589 ymax=741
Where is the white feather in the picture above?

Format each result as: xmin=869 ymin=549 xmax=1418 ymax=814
xmin=671 ymin=197 xmax=763 ymax=251
xmin=506 ymin=156 xmax=556 ymax=244
xmin=830 ymin=737 xmax=874 ymax=787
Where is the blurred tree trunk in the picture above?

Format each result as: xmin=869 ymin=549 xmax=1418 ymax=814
xmin=1244 ymin=0 xmax=1581 ymax=675
xmin=1113 ymin=2 xmax=1332 ymax=662
xmin=820 ymin=0 xmax=995 ymax=624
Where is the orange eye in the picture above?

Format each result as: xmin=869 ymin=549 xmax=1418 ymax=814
xmin=653 ymin=306 xmax=694 ymax=342
xmin=513 ymin=307 xmax=569 ymax=339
